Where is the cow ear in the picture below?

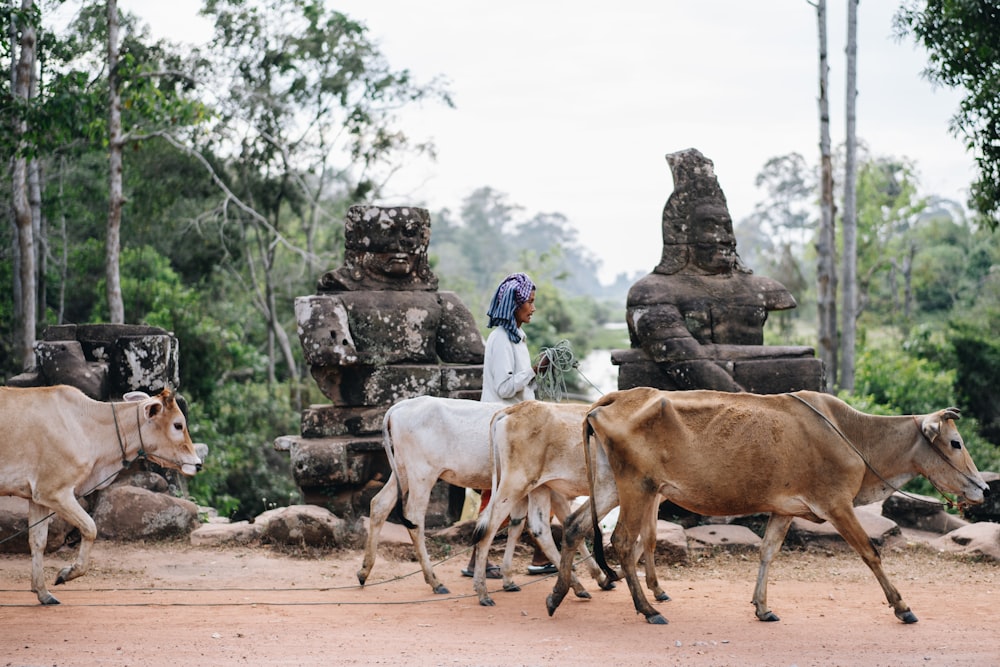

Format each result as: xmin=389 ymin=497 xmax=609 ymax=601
xmin=145 ymin=398 xmax=164 ymax=420
xmin=123 ymin=391 xmax=150 ymax=402
xmin=921 ymin=415 xmax=942 ymax=442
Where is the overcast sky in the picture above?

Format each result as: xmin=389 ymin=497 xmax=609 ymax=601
xmin=125 ymin=0 xmax=975 ymax=284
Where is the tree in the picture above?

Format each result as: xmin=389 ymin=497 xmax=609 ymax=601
xmin=196 ymin=0 xmax=452 ymax=391
xmin=812 ymin=0 xmax=838 ymax=390
xmin=839 ymin=0 xmax=860 ymax=392
xmin=105 ymin=0 xmax=124 ymax=323
xmin=895 ymin=1 xmax=1000 ymax=227
xmin=9 ymin=0 xmax=38 ymax=369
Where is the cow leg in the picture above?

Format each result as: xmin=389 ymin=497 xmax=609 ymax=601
xmin=546 ymin=489 xmax=621 ymax=617
xmin=751 ymin=513 xmax=792 ymax=621
xmin=41 ymin=492 xmax=98 ymax=593
xmin=472 ymin=491 xmax=524 ymax=606
xmin=499 ymin=497 xmax=529 ymax=593
xmin=27 ymin=501 xmax=58 ymax=605
xmin=611 ymin=486 xmax=666 ymax=624
xmin=357 ymin=476 xmax=425 ymax=588
xmin=638 ymin=496 xmax=669 ymax=602
xmin=401 ymin=482 xmax=450 ymax=596
xmin=543 ymin=491 xmax=590 ymax=599
xmin=826 ymin=506 xmax=916 ymax=623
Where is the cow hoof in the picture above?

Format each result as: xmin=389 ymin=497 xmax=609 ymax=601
xmin=433 ymin=584 xmax=450 ymax=595
xmin=574 ymin=590 xmax=591 ymax=600
xmin=757 ymin=611 xmax=780 ymax=622
xmin=479 ymin=597 xmax=496 ymax=607
xmin=503 ymin=583 xmax=521 ymax=593
xmin=356 ymin=571 xmax=367 ymax=586
xmin=655 ymin=592 xmax=671 ymax=602
xmin=545 ymin=593 xmax=563 ymax=616
xmin=898 ymin=610 xmax=918 ymax=624
xmin=646 ymin=614 xmax=668 ymax=625
xmin=39 ymin=593 xmax=61 ymax=605
xmin=598 ymin=579 xmax=616 ymax=591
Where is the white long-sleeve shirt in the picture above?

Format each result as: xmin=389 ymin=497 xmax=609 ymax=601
xmin=480 ymin=326 xmax=536 ymax=405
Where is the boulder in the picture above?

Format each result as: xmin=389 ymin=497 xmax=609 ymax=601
xmin=92 ymin=486 xmax=199 ymax=541
xmin=256 ymin=504 xmax=346 ymax=548
xmin=934 ymin=522 xmax=1000 ymax=561
xmin=686 ymin=523 xmax=762 ymax=554
xmin=882 ymin=491 xmax=969 ymax=533
xmin=189 ymin=521 xmax=263 ymax=547
xmin=0 ymin=496 xmax=74 ymax=554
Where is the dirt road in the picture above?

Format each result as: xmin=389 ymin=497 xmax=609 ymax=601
xmin=1 ymin=540 xmax=997 ymax=666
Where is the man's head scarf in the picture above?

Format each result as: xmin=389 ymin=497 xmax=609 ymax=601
xmin=487 ymin=272 xmax=536 ymax=343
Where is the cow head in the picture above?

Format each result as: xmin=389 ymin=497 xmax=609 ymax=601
xmin=920 ymin=407 xmax=988 ymax=505
xmin=127 ymin=388 xmax=202 ymax=476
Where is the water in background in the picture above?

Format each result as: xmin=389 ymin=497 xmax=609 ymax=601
xmin=576 ymin=348 xmax=618 ymax=400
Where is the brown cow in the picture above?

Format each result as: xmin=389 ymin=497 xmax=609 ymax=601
xmin=0 ymin=385 xmax=202 ymax=604
xmin=547 ymin=387 xmax=989 ymax=625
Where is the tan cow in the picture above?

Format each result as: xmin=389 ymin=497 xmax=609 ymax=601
xmin=471 ymin=400 xmax=663 ymax=606
xmin=0 ymin=385 xmax=202 ymax=604
xmin=547 ymin=387 xmax=989 ymax=625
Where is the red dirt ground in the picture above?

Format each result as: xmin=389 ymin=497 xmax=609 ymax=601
xmin=0 ymin=539 xmax=997 ymax=667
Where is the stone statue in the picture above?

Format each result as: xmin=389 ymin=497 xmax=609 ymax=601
xmin=615 ymin=148 xmax=825 ymax=393
xmin=279 ymin=204 xmax=485 ymax=519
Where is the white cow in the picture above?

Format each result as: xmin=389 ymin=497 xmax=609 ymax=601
xmin=356 ymin=395 xmax=571 ymax=595
xmin=471 ymin=400 xmax=664 ymax=607
xmin=0 ymin=385 xmax=202 ymax=604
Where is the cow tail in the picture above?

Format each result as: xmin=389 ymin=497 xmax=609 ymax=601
xmin=382 ymin=407 xmax=415 ymax=530
xmin=472 ymin=411 xmax=505 ymax=544
xmin=584 ymin=410 xmax=617 ymax=581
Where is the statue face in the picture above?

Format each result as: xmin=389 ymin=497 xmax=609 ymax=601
xmin=347 ymin=207 xmax=431 ymax=280
xmin=689 ymin=202 xmax=737 ymax=274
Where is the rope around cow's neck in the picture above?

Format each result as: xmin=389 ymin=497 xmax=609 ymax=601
xmin=112 ymin=401 xmax=148 ymax=467
xmin=788 ymin=393 xmax=958 ymax=510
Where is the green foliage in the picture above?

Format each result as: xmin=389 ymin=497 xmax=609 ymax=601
xmin=852 ymin=334 xmax=955 ymax=416
xmin=185 ymin=381 xmax=302 ymax=520
xmin=896 ymin=1 xmax=1000 ymax=227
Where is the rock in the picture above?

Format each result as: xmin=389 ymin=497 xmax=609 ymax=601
xmin=963 ymin=474 xmax=1000 ymax=523
xmin=256 ymin=504 xmax=346 ymax=548
xmin=92 ymin=486 xmax=199 ymax=541
xmin=934 ymin=522 xmax=1000 ymax=561
xmin=0 ymin=496 xmax=74 ymax=554
xmin=190 ymin=521 xmax=263 ymax=547
xmin=654 ymin=519 xmax=690 ymax=563
xmin=882 ymin=491 xmax=969 ymax=533
xmin=686 ymin=523 xmax=761 ymax=554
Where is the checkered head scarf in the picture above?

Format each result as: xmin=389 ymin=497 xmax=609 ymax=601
xmin=487 ymin=272 xmax=536 ymax=343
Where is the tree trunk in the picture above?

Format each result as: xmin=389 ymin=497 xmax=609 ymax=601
xmin=105 ymin=0 xmax=125 ymax=323
xmin=12 ymin=0 xmax=38 ymax=370
xmin=840 ymin=0 xmax=859 ymax=392
xmin=815 ymin=0 xmax=838 ymax=391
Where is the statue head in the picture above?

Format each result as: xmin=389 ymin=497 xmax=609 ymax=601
xmin=318 ymin=205 xmax=438 ymax=291
xmin=655 ymin=148 xmax=748 ymax=276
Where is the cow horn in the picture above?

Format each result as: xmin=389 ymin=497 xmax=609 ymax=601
xmin=941 ymin=407 xmax=961 ymax=421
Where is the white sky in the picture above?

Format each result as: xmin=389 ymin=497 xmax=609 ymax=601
xmin=126 ymin=0 xmax=976 ymax=285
